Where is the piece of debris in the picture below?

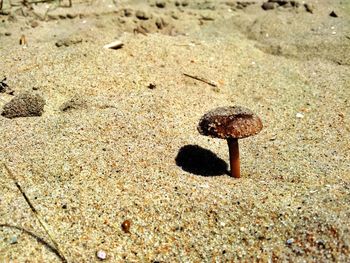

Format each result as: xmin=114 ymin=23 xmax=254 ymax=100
xmin=96 ymin=250 xmax=107 ymax=260
xmin=103 ymin=40 xmax=123 ymax=50
xmin=197 ymin=106 xmax=263 ymax=178
xmin=147 ymin=83 xmax=156 ymax=89
xmin=19 ymin=35 xmax=27 ymax=45
xmin=1 ymin=92 xmax=45 ymax=119
xmin=329 ymin=11 xmax=338 ymax=17
xmin=183 ymin=73 xmax=218 ymax=87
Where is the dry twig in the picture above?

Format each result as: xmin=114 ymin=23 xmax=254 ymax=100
xmin=183 ymin=72 xmax=218 ymax=87
xmin=0 ymin=224 xmax=66 ymax=262
xmin=3 ymin=163 xmax=67 ymax=263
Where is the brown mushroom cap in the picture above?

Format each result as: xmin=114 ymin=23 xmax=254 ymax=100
xmin=197 ymin=106 xmax=263 ymax=139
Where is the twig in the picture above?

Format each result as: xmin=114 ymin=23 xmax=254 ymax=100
xmin=3 ymin=164 xmax=68 ymax=263
xmin=0 ymin=224 xmax=66 ymax=262
xmin=183 ymin=73 xmax=217 ymax=87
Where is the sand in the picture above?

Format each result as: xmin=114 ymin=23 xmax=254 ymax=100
xmin=0 ymin=0 xmax=349 ymax=262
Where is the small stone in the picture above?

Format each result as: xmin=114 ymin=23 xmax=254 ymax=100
xmin=171 ymin=12 xmax=179 ymax=20
xmin=181 ymin=0 xmax=189 ymax=7
xmin=66 ymin=13 xmax=77 ymax=19
xmin=1 ymin=92 xmax=45 ymax=119
xmin=103 ymin=40 xmax=123 ymax=50
xmin=96 ymin=250 xmax=107 ymax=260
xmin=135 ymin=10 xmax=150 ymax=20
xmin=30 ymin=20 xmax=39 ymax=28
xmin=329 ymin=11 xmax=338 ymax=18
xmin=9 ymin=236 xmax=18 ymax=244
xmin=262 ymin=2 xmax=277 ymax=10
xmin=239 ymin=227 xmax=246 ymax=232
xmin=121 ymin=219 xmax=131 ymax=233
xmin=286 ymin=238 xmax=294 ymax=245
xmin=156 ymin=1 xmax=166 ymax=8
xmin=296 ymin=112 xmax=304 ymax=118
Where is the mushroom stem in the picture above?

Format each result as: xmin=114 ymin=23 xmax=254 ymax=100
xmin=227 ymin=138 xmax=240 ymax=178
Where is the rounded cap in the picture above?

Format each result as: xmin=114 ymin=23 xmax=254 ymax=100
xmin=197 ymin=106 xmax=263 ymax=139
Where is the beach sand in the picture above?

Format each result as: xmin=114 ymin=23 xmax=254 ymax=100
xmin=0 ymin=0 xmax=349 ymax=261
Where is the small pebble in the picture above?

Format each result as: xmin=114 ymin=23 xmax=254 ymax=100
xmin=67 ymin=13 xmax=77 ymax=19
xmin=135 ymin=10 xmax=150 ymax=20
xmin=181 ymin=1 xmax=189 ymax=7
xmin=147 ymin=83 xmax=156 ymax=89
xmin=31 ymin=20 xmax=39 ymax=28
xmin=9 ymin=236 xmax=18 ymax=244
xmin=262 ymin=2 xmax=276 ymax=10
xmin=286 ymin=238 xmax=294 ymax=245
xmin=329 ymin=11 xmax=338 ymax=18
xmin=121 ymin=219 xmax=131 ymax=233
xmin=156 ymin=1 xmax=166 ymax=8
xmin=96 ymin=250 xmax=107 ymax=260
xmin=296 ymin=112 xmax=304 ymax=118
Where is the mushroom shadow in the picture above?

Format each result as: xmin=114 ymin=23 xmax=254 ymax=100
xmin=175 ymin=144 xmax=228 ymax=176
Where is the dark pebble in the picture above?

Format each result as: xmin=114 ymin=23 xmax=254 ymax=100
xmin=155 ymin=1 xmax=166 ymax=8
xmin=262 ymin=2 xmax=276 ymax=10
xmin=135 ymin=10 xmax=150 ymax=20
xmin=329 ymin=11 xmax=338 ymax=17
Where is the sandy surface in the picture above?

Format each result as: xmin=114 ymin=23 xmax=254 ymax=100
xmin=0 ymin=0 xmax=350 ymax=262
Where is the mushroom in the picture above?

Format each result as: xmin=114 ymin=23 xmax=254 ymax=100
xmin=197 ymin=106 xmax=263 ymax=178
